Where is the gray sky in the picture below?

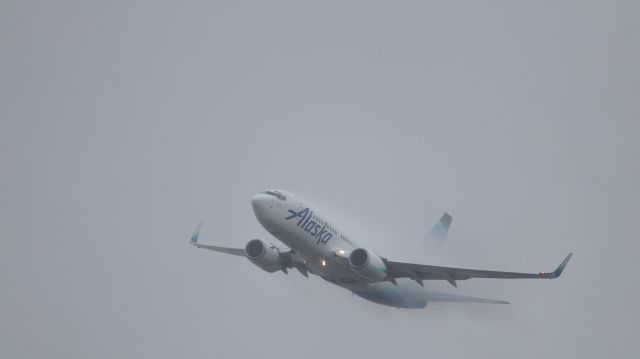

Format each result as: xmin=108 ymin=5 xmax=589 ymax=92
xmin=1 ymin=1 xmax=639 ymax=358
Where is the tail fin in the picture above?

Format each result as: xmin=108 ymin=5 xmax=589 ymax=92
xmin=428 ymin=212 xmax=452 ymax=244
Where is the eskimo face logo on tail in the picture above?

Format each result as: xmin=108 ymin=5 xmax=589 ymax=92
xmin=285 ymin=208 xmax=332 ymax=245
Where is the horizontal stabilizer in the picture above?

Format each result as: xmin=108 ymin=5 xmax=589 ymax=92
xmin=426 ymin=290 xmax=510 ymax=304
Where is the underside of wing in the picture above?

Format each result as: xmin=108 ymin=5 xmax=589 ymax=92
xmin=192 ymin=243 xmax=247 ymax=256
xmin=385 ymin=253 xmax=572 ymax=287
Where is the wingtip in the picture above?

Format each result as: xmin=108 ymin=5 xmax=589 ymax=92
xmin=190 ymin=221 xmax=203 ymax=245
xmin=552 ymin=253 xmax=573 ymax=278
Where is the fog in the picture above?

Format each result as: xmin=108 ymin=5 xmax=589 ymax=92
xmin=1 ymin=1 xmax=639 ymax=358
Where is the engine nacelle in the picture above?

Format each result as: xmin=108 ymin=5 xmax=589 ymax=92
xmin=348 ymin=248 xmax=388 ymax=282
xmin=245 ymin=239 xmax=283 ymax=273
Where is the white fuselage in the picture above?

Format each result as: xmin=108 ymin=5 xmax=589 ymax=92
xmin=252 ymin=190 xmax=429 ymax=308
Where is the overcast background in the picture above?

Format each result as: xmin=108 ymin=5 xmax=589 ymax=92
xmin=1 ymin=1 xmax=639 ymax=358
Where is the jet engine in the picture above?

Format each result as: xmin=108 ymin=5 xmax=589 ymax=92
xmin=348 ymin=248 xmax=388 ymax=282
xmin=245 ymin=239 xmax=284 ymax=273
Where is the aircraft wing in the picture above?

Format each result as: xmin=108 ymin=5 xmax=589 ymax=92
xmin=192 ymin=243 xmax=246 ymax=256
xmin=189 ymin=222 xmax=246 ymax=256
xmin=188 ymin=222 xmax=310 ymax=276
xmin=384 ymin=253 xmax=572 ymax=287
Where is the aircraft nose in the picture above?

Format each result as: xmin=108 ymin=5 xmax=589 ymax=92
xmin=251 ymin=193 xmax=270 ymax=216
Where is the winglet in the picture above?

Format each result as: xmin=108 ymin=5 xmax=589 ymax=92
xmin=190 ymin=222 xmax=203 ymax=245
xmin=552 ymin=253 xmax=573 ymax=278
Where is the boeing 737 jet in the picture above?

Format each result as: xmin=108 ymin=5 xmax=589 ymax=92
xmin=191 ymin=189 xmax=572 ymax=308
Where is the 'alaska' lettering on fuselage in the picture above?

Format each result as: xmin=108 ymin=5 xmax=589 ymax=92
xmin=285 ymin=208 xmax=333 ymax=245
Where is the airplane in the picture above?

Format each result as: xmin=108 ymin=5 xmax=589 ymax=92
xmin=190 ymin=189 xmax=572 ymax=309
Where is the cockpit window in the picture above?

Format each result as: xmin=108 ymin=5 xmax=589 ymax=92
xmin=261 ymin=190 xmax=286 ymax=201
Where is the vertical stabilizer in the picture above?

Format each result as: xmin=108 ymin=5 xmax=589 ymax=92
xmin=428 ymin=212 xmax=452 ymax=244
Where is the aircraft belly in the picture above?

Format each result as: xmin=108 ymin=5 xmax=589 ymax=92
xmin=353 ymin=279 xmax=428 ymax=309
xmin=265 ymin=220 xmax=363 ymax=283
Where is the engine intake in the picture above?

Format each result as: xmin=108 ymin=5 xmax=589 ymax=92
xmin=245 ymin=239 xmax=283 ymax=273
xmin=348 ymin=248 xmax=388 ymax=282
